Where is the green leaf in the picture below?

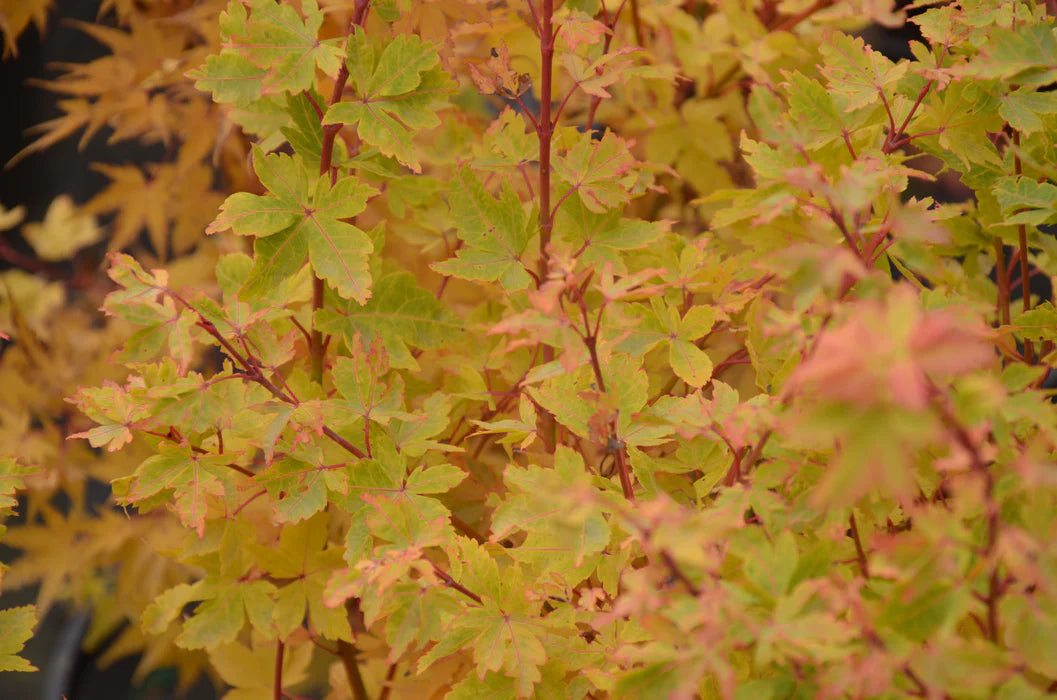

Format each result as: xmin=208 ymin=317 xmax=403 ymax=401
xmin=992 ymin=176 xmax=1057 ymax=226
xmin=331 ymin=335 xmax=404 ymax=423
xmin=317 ymin=272 xmax=463 ymax=370
xmin=189 ymin=53 xmax=267 ymax=104
xmin=254 ymin=514 xmax=353 ymax=641
xmin=818 ymin=32 xmax=908 ymax=113
xmin=420 ymin=542 xmax=546 ymax=697
xmin=0 ymin=606 xmax=37 ymax=672
xmin=323 ymin=32 xmax=453 ymax=172
xmin=208 ymin=149 xmax=376 ymax=302
xmin=388 ymin=393 xmax=455 ymax=457
xmin=1008 ymin=302 xmax=1057 ymax=341
xmin=125 ymin=443 xmax=238 ymax=537
xmin=491 ymin=446 xmax=612 ymax=578
xmin=431 ymin=167 xmax=533 ymax=290
xmin=177 ymin=580 xmax=277 ymax=649
xmin=782 ymin=71 xmax=847 ymax=147
xmin=553 ymin=131 xmax=637 ymax=214
xmin=999 ymin=88 xmax=1057 ymax=135
xmin=669 ymin=338 xmax=713 ymax=388
xmin=973 ymin=24 xmax=1057 ymax=86
xmin=553 ymin=196 xmax=667 ymax=274
xmin=217 ymin=0 xmax=344 ymax=95
xmin=255 ymin=456 xmax=329 ymax=523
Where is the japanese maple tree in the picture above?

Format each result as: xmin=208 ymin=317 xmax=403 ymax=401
xmin=2 ymin=0 xmax=1057 ymax=698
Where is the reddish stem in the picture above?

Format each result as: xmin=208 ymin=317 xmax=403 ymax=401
xmin=994 ymin=238 xmax=1011 ymax=327
xmin=537 ymin=0 xmax=558 ymax=452
xmin=273 ymin=640 xmax=284 ymax=700
xmin=848 ymin=512 xmax=870 ymax=579
xmin=1013 ymin=131 xmax=1034 ymax=363
xmin=312 ymin=0 xmax=372 ymax=384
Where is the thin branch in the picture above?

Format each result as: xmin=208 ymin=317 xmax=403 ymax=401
xmin=312 ymin=0 xmax=372 ymax=384
xmin=513 ymin=94 xmax=541 ymax=133
xmin=768 ymin=0 xmax=834 ymax=33
xmin=1014 ymin=131 xmax=1034 ymax=363
xmin=273 ymin=640 xmax=284 ymax=700
xmin=451 ymin=514 xmax=488 ymax=543
xmin=660 ymin=550 xmax=699 ymax=595
xmin=431 ymin=562 xmax=484 ymax=604
xmin=379 ymin=662 xmax=398 ymax=700
xmin=628 ymin=0 xmax=644 ymax=45
xmin=994 ymin=238 xmax=1012 ymax=327
xmin=537 ymin=0 xmax=558 ymax=453
xmin=848 ymin=512 xmax=870 ymax=579
xmin=336 ymin=641 xmax=369 ymax=700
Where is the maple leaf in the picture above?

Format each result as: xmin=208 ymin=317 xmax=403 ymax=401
xmin=323 ymin=31 xmax=455 ymax=173
xmin=0 ymin=458 xmax=36 ymax=517
xmin=330 ymin=437 xmax=461 ymax=558
xmin=1007 ymin=303 xmax=1057 ymax=342
xmin=177 ymin=578 xmax=278 ymax=649
xmin=998 ymin=87 xmax=1057 ymax=136
xmin=992 ymin=176 xmax=1057 ymax=227
xmin=0 ymin=0 xmax=49 ymax=57
xmin=617 ymin=298 xmax=717 ymax=387
xmin=480 ymin=107 xmax=536 ymax=169
xmin=970 ymin=23 xmax=1057 ymax=87
xmin=552 ymin=131 xmax=638 ymax=214
xmin=789 ymin=286 xmax=995 ymax=411
xmin=558 ymin=10 xmax=607 ymax=52
xmin=208 ymin=632 xmax=313 ymax=700
xmin=207 ymin=148 xmax=376 ymax=303
xmin=469 ymin=44 xmax=531 ymax=98
xmin=124 ymin=443 xmax=239 ymax=537
xmin=562 ymin=47 xmax=642 ymax=100
xmin=420 ymin=539 xmax=547 ymax=697
xmin=0 ymin=606 xmax=36 ymax=672
xmin=69 ymin=380 xmax=151 ymax=452
xmin=216 ymin=0 xmax=344 ymax=95
xmin=431 ymin=167 xmax=533 ymax=290
xmin=253 ymin=514 xmax=353 ymax=641
xmin=330 ymin=335 xmax=405 ymax=425
xmin=818 ymin=31 xmax=908 ymax=114
xmin=255 ymin=455 xmax=334 ymax=524
xmin=389 ymin=393 xmax=457 ymax=457
xmin=316 ymin=272 xmax=463 ymax=370
xmin=491 ymin=446 xmax=612 ymax=579
xmin=554 ymin=196 xmax=668 ymax=274
xmin=20 ymin=195 xmax=100 ymax=261
xmin=527 ymin=354 xmax=663 ymax=447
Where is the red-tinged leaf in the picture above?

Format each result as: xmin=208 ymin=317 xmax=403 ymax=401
xmin=68 ymin=380 xmax=150 ymax=452
xmin=215 ymin=0 xmax=344 ymax=95
xmin=208 ymin=148 xmax=376 ymax=302
xmin=177 ymin=579 xmax=277 ymax=649
xmin=323 ymin=32 xmax=454 ymax=172
xmin=552 ymin=131 xmax=638 ymax=214
xmin=431 ymin=167 xmax=533 ymax=290
xmin=125 ymin=443 xmax=237 ymax=537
